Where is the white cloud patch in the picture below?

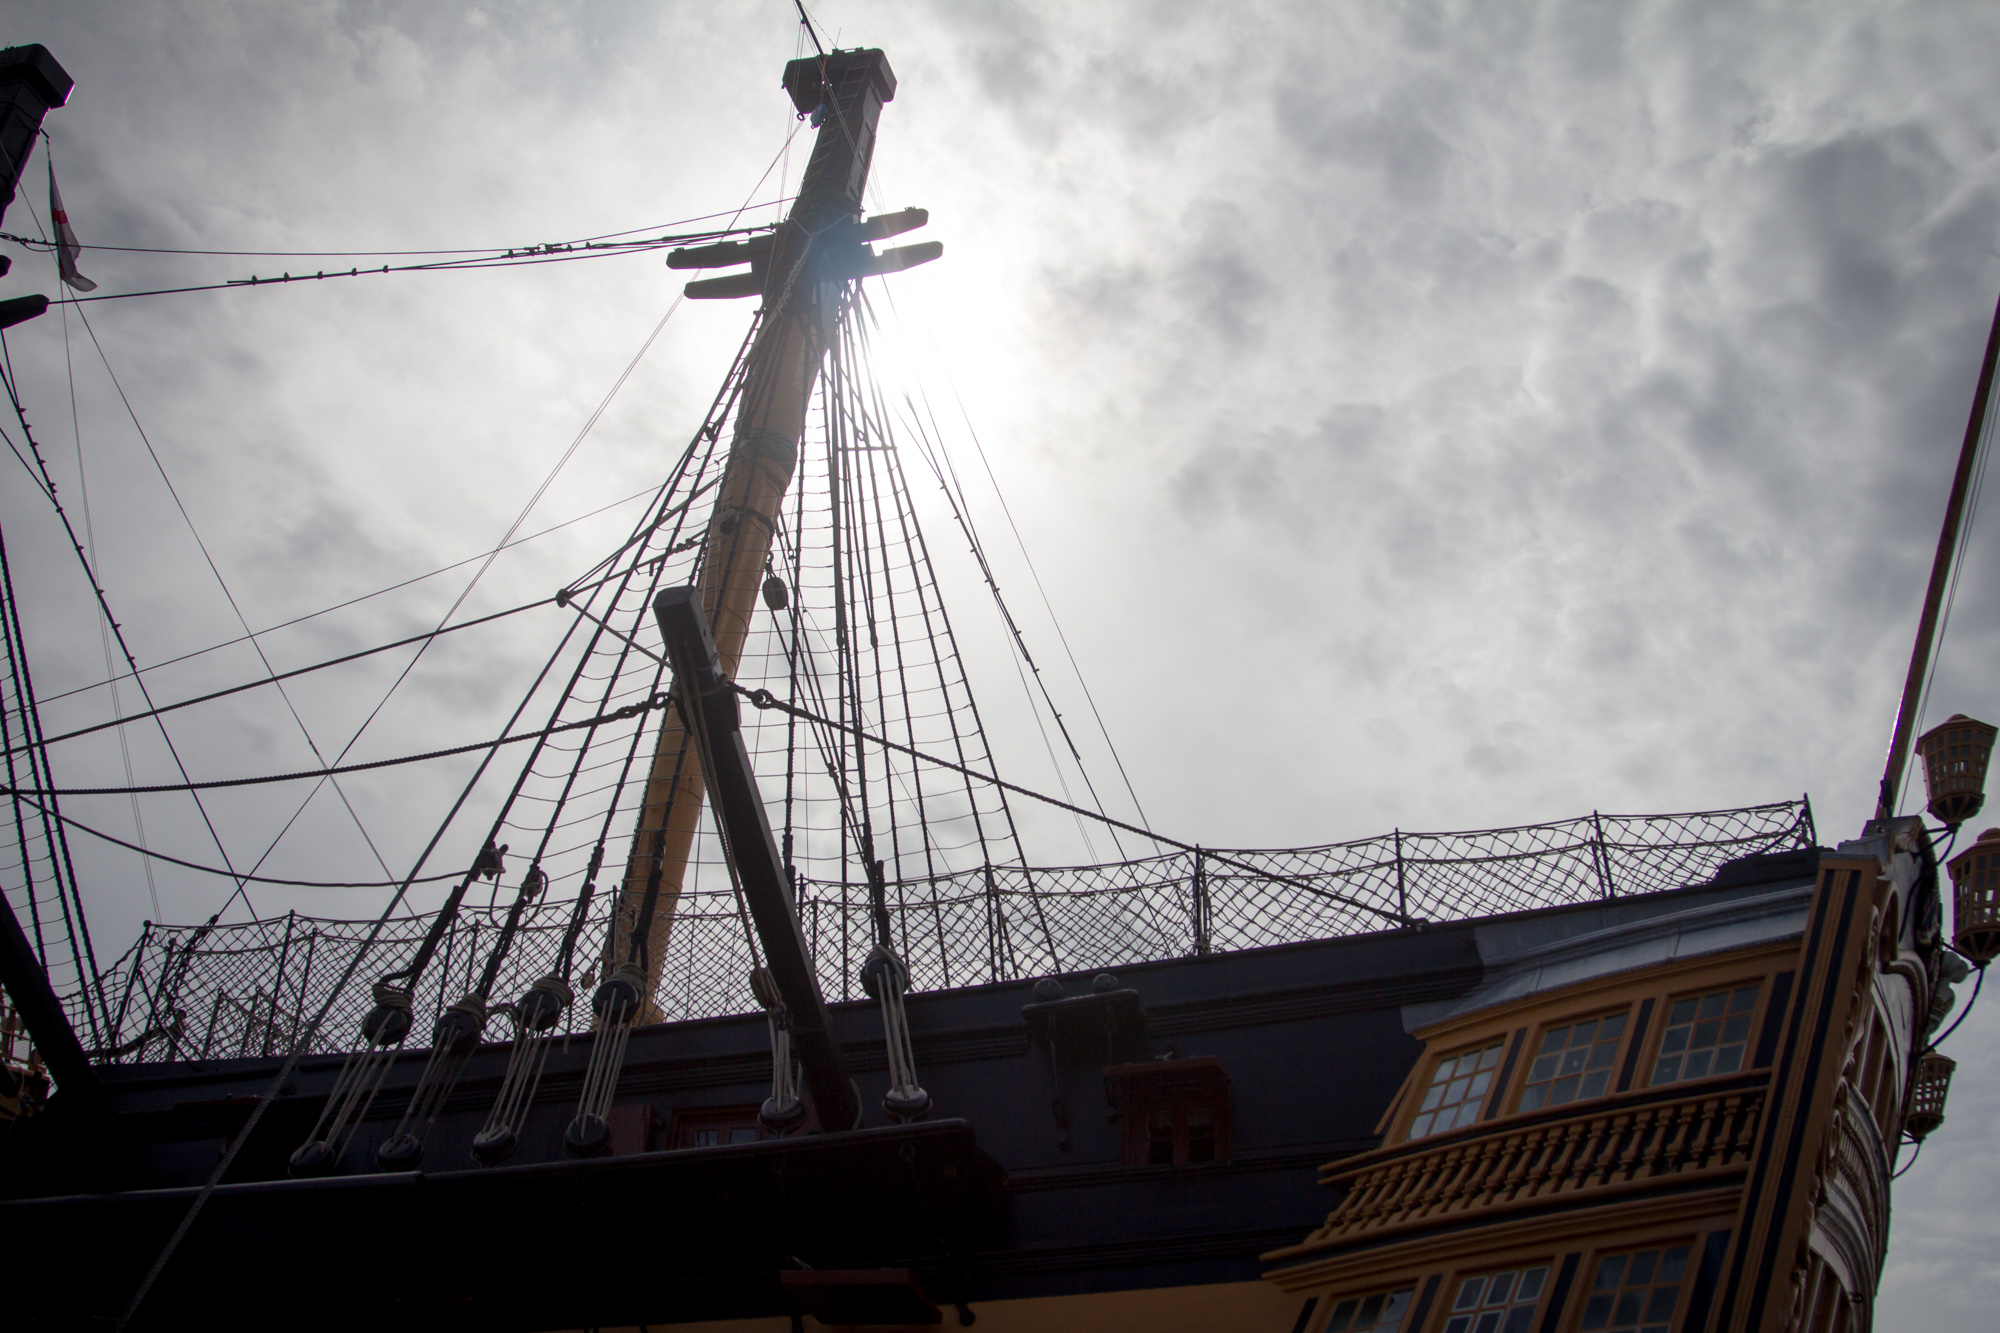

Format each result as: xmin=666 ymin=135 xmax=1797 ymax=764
xmin=2 ymin=1 xmax=1998 ymax=1318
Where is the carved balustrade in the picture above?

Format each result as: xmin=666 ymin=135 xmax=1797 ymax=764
xmin=1308 ymin=1080 xmax=1766 ymax=1245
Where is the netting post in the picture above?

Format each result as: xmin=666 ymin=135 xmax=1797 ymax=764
xmin=1191 ymin=848 xmax=1211 ymax=956
xmin=1591 ymin=810 xmax=1615 ymax=899
xmin=264 ymin=911 xmax=297 ymax=1057
xmin=1799 ymin=793 xmax=1817 ymax=848
xmin=1394 ymin=830 xmax=1408 ymax=922
xmin=199 ymin=989 xmax=225 ymax=1060
xmin=290 ymin=929 xmax=318 ymax=1055
xmin=110 ymin=923 xmax=150 ymax=1053
xmin=983 ymin=864 xmax=1001 ymax=979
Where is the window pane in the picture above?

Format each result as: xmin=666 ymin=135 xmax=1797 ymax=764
xmin=1410 ymin=1040 xmax=1504 ymax=1139
xmin=1586 ymin=1244 xmax=1690 ymax=1333
xmin=1444 ymin=1265 xmax=1546 ymax=1333
xmin=1325 ymin=1299 xmax=1359 ymax=1333
xmin=1521 ymin=1011 xmax=1626 ymax=1111
xmin=1539 ymin=1028 xmax=1569 ymax=1055
xmin=1654 ymin=985 xmax=1761 ymax=1088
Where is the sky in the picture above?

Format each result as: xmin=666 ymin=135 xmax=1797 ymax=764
xmin=2 ymin=1 xmax=1998 ymax=1324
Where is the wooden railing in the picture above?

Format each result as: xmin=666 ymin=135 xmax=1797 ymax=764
xmin=1306 ymin=1083 xmax=1766 ymax=1244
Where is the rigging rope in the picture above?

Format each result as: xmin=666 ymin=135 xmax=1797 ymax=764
xmin=0 ymin=202 xmax=793 ymax=259
xmin=0 ymin=691 xmax=673 ymax=797
xmin=73 ymin=302 xmax=403 ymax=887
xmin=13 ymin=596 xmax=550 ymax=754
xmin=25 ymin=485 xmax=651 ymax=707
xmin=729 ymin=683 xmax=1419 ymax=927
xmin=32 ymin=227 xmax=771 ymax=306
xmin=2 ymin=325 xmax=260 ymax=917
xmin=6 ymin=793 xmax=464 ymax=888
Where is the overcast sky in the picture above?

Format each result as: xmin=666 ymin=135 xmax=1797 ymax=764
xmin=3 ymin=2 xmax=1998 ymax=1324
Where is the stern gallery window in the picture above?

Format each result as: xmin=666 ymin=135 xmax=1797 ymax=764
xmin=1519 ymin=1011 xmax=1626 ymax=1111
xmin=1443 ymin=1265 xmax=1549 ymax=1333
xmin=1579 ymin=1245 xmax=1690 ymax=1333
xmin=1651 ymin=984 xmax=1759 ymax=1086
xmin=1409 ymin=1039 xmax=1503 ymax=1139
xmin=1321 ymin=1286 xmax=1414 ymax=1333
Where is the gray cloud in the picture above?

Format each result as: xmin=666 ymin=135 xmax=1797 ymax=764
xmin=2 ymin=1 xmax=1996 ymax=1321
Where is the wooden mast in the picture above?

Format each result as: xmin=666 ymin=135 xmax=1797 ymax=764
xmin=608 ymin=48 xmax=932 ymax=1009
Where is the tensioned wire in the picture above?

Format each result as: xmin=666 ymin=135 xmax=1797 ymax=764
xmin=67 ymin=297 xmax=403 ymax=895
xmin=1896 ymin=331 xmax=1994 ymax=816
xmin=7 ymin=117 xmax=807 ymax=934
xmin=0 ymin=198 xmax=797 ymax=259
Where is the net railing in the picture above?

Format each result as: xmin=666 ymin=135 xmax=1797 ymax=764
xmin=71 ymin=798 xmax=1814 ymax=1062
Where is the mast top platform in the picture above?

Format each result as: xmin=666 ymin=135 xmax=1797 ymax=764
xmin=783 ymin=48 xmax=896 ymax=117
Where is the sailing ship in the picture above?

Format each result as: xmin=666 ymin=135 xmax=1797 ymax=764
xmin=1 ymin=29 xmax=1995 ymax=1333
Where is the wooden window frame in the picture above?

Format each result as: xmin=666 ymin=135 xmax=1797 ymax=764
xmin=1105 ymin=1057 xmax=1231 ymax=1167
xmin=1568 ymin=1239 xmax=1695 ymax=1333
xmin=1643 ymin=978 xmax=1766 ymax=1091
xmin=1314 ymin=1283 xmax=1418 ymax=1333
xmin=1513 ymin=1007 xmax=1631 ymax=1115
xmin=1439 ymin=1260 xmax=1554 ymax=1333
xmin=666 ymin=1103 xmax=763 ymax=1150
xmin=1406 ymin=1037 xmax=1505 ymax=1141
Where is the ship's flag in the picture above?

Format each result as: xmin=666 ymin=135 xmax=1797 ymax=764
xmin=47 ymin=160 xmax=96 ymax=293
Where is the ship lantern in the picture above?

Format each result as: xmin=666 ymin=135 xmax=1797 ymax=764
xmin=1948 ymin=827 xmax=2000 ymax=965
xmin=1917 ymin=714 xmax=1995 ymax=826
xmin=1905 ymin=1051 xmax=1957 ymax=1142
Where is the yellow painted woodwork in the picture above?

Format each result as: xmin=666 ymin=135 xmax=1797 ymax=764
xmin=607 ymin=300 xmax=826 ymax=1009
xmin=573 ymin=1278 xmax=1297 ymax=1333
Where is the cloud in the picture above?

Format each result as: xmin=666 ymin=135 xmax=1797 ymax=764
xmin=4 ymin=2 xmax=1999 ymax=1318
